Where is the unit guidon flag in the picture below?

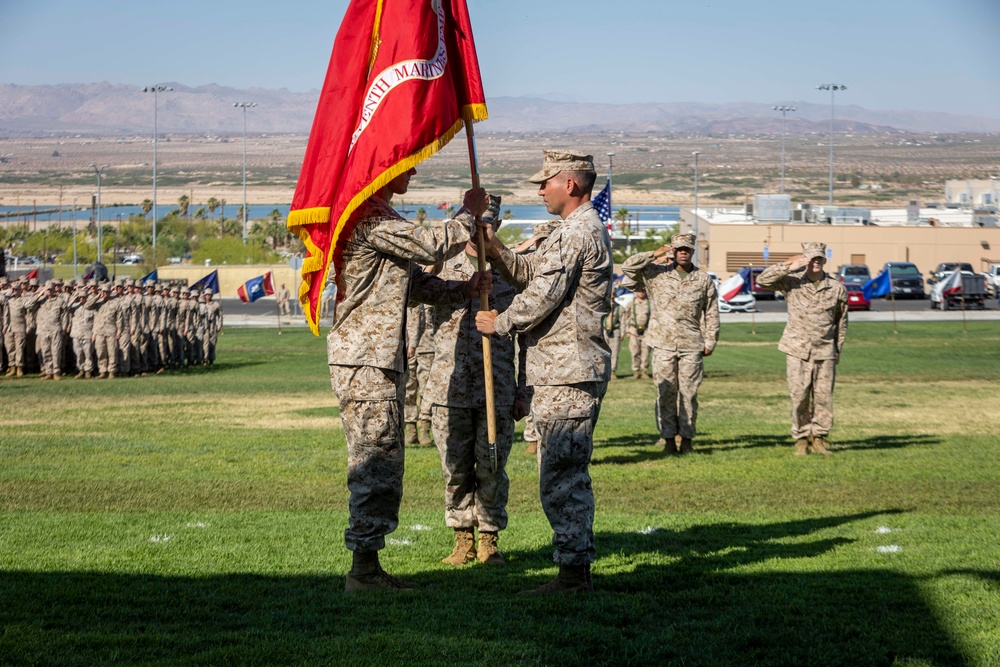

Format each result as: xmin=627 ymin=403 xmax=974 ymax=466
xmin=287 ymin=0 xmax=488 ymax=334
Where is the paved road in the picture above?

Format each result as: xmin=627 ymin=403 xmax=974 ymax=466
xmin=221 ymin=294 xmax=1000 ymax=328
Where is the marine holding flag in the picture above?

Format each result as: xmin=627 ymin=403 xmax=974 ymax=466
xmin=287 ymin=0 xmax=494 ymax=592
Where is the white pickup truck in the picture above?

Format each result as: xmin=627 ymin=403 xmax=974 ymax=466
xmin=985 ymin=264 xmax=1000 ymax=298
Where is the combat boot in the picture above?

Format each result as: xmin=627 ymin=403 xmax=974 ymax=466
xmin=84 ymin=371 xmax=93 ymax=379
xmin=477 ymin=531 xmax=505 ymax=566
xmin=52 ymin=374 xmax=62 ymax=381
xmin=524 ymin=441 xmax=538 ymax=455
xmin=16 ymin=367 xmax=24 ymax=377
xmin=679 ymin=437 xmax=694 ymax=455
xmin=811 ymin=436 xmax=833 ymax=456
xmin=633 ymin=371 xmax=641 ymax=379
xmin=441 ymin=528 xmax=477 ymax=566
xmin=345 ymin=551 xmax=416 ymax=593
xmin=657 ymin=437 xmax=678 ymax=455
xmin=39 ymin=374 xmax=52 ymax=381
xmin=520 ymin=564 xmax=593 ymax=595
xmin=417 ymin=419 xmax=433 ymax=446
xmin=4 ymin=368 xmax=15 ymax=377
xmin=108 ymin=372 xmax=116 ymax=379
xmin=794 ymin=438 xmax=809 ymax=456
xmin=404 ymin=422 xmax=418 ymax=446
xmin=74 ymin=371 xmax=84 ymax=379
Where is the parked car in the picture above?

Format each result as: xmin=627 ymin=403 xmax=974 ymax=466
xmin=845 ymin=284 xmax=871 ymax=311
xmin=718 ymin=292 xmax=756 ymax=313
xmin=929 ymin=271 xmax=990 ymax=310
xmin=747 ymin=266 xmax=776 ymax=300
xmin=121 ymin=254 xmax=143 ymax=265
xmin=927 ymin=262 xmax=974 ymax=286
xmin=985 ymin=264 xmax=1000 ymax=298
xmin=836 ymin=264 xmax=871 ymax=285
xmin=882 ymin=262 xmax=925 ymax=298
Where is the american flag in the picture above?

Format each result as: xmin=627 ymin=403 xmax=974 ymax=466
xmin=592 ymin=179 xmax=612 ymax=227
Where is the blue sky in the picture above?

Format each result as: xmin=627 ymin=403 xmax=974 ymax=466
xmin=1 ymin=0 xmax=998 ymax=118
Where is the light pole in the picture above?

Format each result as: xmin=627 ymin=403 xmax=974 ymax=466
xmin=90 ymin=164 xmax=109 ymax=264
xmin=773 ymin=105 xmax=796 ymax=194
xmin=816 ymin=84 xmax=846 ymax=205
xmin=692 ymin=151 xmax=700 ymax=265
xmin=71 ymin=195 xmax=81 ymax=278
xmin=234 ymin=101 xmax=257 ymax=245
xmin=142 ymin=85 xmax=172 ymax=258
xmin=607 ymin=151 xmax=615 ymax=212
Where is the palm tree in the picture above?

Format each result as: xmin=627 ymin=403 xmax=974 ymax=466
xmin=416 ymin=208 xmax=427 ymax=224
xmin=178 ymin=195 xmax=190 ymax=218
xmin=140 ymin=199 xmax=153 ymax=217
xmin=194 ymin=207 xmax=206 ymax=220
xmin=206 ymin=197 xmax=219 ymax=218
xmin=219 ymin=198 xmax=226 ymax=220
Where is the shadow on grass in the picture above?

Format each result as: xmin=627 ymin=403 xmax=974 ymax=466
xmin=0 ymin=511 xmax=970 ymax=665
xmin=596 ymin=433 xmax=941 ymax=464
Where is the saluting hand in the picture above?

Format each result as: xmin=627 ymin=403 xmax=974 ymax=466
xmin=787 ymin=255 xmax=810 ymax=271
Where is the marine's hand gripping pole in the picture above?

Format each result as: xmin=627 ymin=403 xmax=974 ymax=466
xmin=464 ymin=119 xmax=498 ymax=473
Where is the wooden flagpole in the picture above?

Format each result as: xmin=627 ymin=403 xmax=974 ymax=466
xmin=464 ymin=119 xmax=498 ymax=472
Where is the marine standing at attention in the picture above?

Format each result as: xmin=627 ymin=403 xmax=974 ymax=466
xmin=476 ymin=150 xmax=612 ymax=594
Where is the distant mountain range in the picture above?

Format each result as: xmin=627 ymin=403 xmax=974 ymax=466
xmin=2 ymin=82 xmax=999 ymax=135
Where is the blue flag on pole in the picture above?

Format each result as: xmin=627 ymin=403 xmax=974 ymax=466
xmin=139 ymin=269 xmax=158 ymax=284
xmin=862 ymin=269 xmax=891 ymax=300
xmin=190 ymin=269 xmax=220 ymax=294
xmin=592 ymin=179 xmax=612 ymax=224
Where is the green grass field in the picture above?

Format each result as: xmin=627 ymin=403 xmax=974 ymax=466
xmin=1 ymin=322 xmax=998 ymax=666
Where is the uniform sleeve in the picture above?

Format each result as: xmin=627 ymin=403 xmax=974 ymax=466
xmin=489 ymin=245 xmax=537 ymax=291
xmin=836 ymin=288 xmax=849 ymax=355
xmin=409 ymin=265 xmax=468 ymax=306
xmin=756 ymin=264 xmax=794 ymax=293
xmin=368 ymin=213 xmax=472 ymax=265
xmin=515 ymin=333 xmax=532 ymax=404
xmin=621 ymin=251 xmax=655 ymax=285
xmin=492 ymin=232 xmax=582 ymax=339
xmin=702 ymin=278 xmax=720 ymax=352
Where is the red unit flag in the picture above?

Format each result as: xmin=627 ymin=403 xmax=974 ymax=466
xmin=287 ymin=0 xmax=487 ymax=334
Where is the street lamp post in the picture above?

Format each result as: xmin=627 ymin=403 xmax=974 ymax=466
xmin=71 ymin=195 xmax=81 ymax=278
xmin=773 ymin=105 xmax=796 ymax=194
xmin=816 ymin=84 xmax=846 ymax=205
xmin=142 ymin=85 xmax=172 ymax=258
xmin=692 ymin=151 xmax=700 ymax=265
xmin=607 ymin=151 xmax=615 ymax=210
xmin=234 ymin=101 xmax=257 ymax=245
xmin=90 ymin=164 xmax=109 ymax=264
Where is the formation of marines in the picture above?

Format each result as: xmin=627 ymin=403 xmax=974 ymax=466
xmin=0 ymin=276 xmax=221 ymax=380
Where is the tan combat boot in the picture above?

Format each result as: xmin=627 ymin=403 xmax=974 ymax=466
xmin=16 ymin=367 xmax=24 ymax=377
xmin=5 ymin=368 xmax=15 ymax=377
xmin=417 ymin=419 xmax=433 ymax=446
xmin=794 ymin=438 xmax=809 ymax=456
xmin=520 ymin=564 xmax=593 ymax=595
xmin=441 ymin=528 xmax=477 ymax=566
xmin=403 ymin=422 xmax=418 ymax=445
xmin=811 ymin=436 xmax=833 ymax=456
xmin=74 ymin=371 xmax=84 ymax=379
xmin=108 ymin=372 xmax=116 ymax=379
xmin=524 ymin=440 xmax=538 ymax=455
xmin=84 ymin=371 xmax=93 ymax=379
xmin=679 ymin=437 xmax=694 ymax=455
xmin=633 ymin=371 xmax=641 ymax=379
xmin=53 ymin=374 xmax=62 ymax=381
xmin=345 ymin=551 xmax=416 ymax=593
xmin=477 ymin=531 xmax=506 ymax=566
xmin=39 ymin=374 xmax=51 ymax=381
xmin=657 ymin=437 xmax=678 ymax=455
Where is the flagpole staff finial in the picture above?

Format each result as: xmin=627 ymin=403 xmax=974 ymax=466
xmin=464 ymin=119 xmax=499 ymax=473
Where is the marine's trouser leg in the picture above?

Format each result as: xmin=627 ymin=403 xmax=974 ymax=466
xmin=787 ymin=355 xmax=836 ymax=439
xmin=629 ymin=335 xmax=645 ymax=373
xmin=4 ymin=331 xmax=24 ymax=369
xmin=533 ymin=382 xmax=606 ymax=567
xmin=604 ymin=330 xmax=620 ymax=375
xmin=331 ymin=365 xmax=405 ymax=553
xmin=415 ymin=352 xmax=434 ymax=421
xmin=403 ymin=364 xmax=419 ymax=424
xmin=652 ymin=349 xmax=680 ymax=440
xmin=431 ymin=405 xmax=514 ymax=532
xmin=675 ymin=350 xmax=704 ymax=439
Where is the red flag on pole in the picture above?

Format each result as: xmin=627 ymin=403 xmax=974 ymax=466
xmin=287 ymin=0 xmax=488 ymax=334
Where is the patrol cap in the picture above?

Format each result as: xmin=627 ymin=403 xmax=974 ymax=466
xmin=672 ymin=233 xmax=696 ymax=250
xmin=802 ymin=241 xmax=827 ymax=260
xmin=528 ymin=150 xmax=596 ymax=184
xmin=145 ymin=280 xmax=156 ymax=288
xmin=533 ymin=221 xmax=556 ymax=240
xmin=29 ymin=278 xmax=39 ymax=287
xmin=99 ymin=284 xmax=111 ymax=293
xmin=202 ymin=289 xmax=213 ymax=296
